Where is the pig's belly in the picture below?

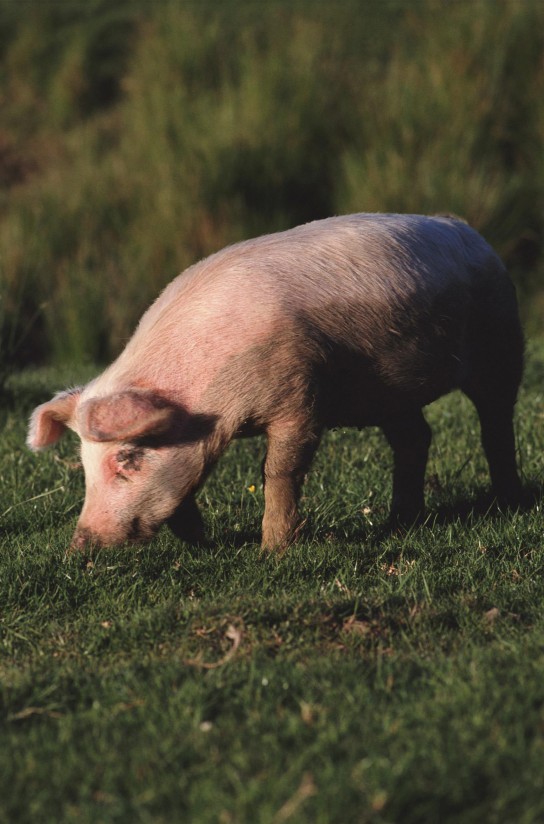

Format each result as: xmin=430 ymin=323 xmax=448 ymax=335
xmin=316 ymin=342 xmax=464 ymax=428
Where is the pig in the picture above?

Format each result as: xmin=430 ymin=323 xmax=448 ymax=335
xmin=27 ymin=213 xmax=524 ymax=552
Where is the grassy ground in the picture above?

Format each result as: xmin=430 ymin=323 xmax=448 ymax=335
xmin=1 ymin=344 xmax=543 ymax=823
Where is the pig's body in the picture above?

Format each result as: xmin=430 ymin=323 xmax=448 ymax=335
xmin=28 ymin=214 xmax=524 ymax=550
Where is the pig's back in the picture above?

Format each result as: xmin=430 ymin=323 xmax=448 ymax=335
xmin=107 ymin=214 xmax=514 ymax=422
xmin=152 ymin=213 xmax=504 ymax=319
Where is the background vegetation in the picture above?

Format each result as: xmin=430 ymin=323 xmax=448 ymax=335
xmin=1 ymin=0 xmax=543 ymax=377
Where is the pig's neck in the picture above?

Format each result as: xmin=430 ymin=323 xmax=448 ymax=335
xmin=96 ymin=294 xmax=276 ymax=422
xmin=97 ymin=337 xmax=221 ymax=409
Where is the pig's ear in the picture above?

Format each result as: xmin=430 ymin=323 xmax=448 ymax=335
xmin=27 ymin=388 xmax=82 ymax=450
xmin=78 ymin=390 xmax=179 ymax=443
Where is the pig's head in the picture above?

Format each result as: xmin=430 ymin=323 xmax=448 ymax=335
xmin=27 ymin=387 xmax=207 ymax=550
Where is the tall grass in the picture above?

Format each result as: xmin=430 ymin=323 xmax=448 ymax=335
xmin=1 ymin=1 xmax=543 ymax=373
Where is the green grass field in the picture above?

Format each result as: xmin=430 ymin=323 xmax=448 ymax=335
xmin=1 ymin=344 xmax=543 ymax=823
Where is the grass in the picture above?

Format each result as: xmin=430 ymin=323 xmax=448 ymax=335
xmin=1 ymin=343 xmax=543 ymax=823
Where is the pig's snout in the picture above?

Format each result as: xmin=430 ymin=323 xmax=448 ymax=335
xmin=70 ymin=526 xmax=104 ymax=553
xmin=70 ymin=516 xmax=160 ymax=552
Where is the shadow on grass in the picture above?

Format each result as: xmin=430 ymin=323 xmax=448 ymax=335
xmin=204 ymin=477 xmax=544 ymax=550
xmin=333 ymin=480 xmax=544 ymax=546
xmin=426 ymin=480 xmax=543 ymax=526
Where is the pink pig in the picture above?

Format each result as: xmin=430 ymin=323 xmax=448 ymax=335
xmin=27 ymin=214 xmax=524 ymax=551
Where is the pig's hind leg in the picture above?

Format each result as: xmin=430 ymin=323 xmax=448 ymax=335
xmin=261 ymin=419 xmax=321 ymax=552
xmin=473 ymin=399 xmax=523 ymax=507
xmin=461 ymin=311 xmax=524 ymax=508
xmin=382 ymin=410 xmax=432 ymax=525
xmin=462 ymin=371 xmax=523 ymax=508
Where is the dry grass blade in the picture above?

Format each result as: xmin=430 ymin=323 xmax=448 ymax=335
xmin=0 ymin=486 xmax=65 ymax=520
xmin=273 ymin=773 xmax=317 ymax=823
xmin=183 ymin=623 xmax=243 ymax=670
xmin=8 ymin=707 xmax=63 ymax=722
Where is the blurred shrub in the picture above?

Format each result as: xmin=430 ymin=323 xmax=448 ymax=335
xmin=0 ymin=0 xmax=543 ymax=377
xmin=336 ymin=1 xmax=544 ymax=310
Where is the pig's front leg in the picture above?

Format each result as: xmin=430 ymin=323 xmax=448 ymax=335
xmin=261 ymin=420 xmax=320 ymax=552
xmin=167 ymin=492 xmax=207 ymax=545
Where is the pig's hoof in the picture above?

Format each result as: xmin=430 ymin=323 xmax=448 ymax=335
xmin=261 ymin=518 xmax=306 ymax=555
xmin=493 ymin=481 xmax=527 ymax=512
xmin=388 ymin=507 xmax=426 ymax=530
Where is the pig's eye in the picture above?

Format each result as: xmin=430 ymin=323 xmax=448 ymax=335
xmin=114 ymin=447 xmax=145 ymax=477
